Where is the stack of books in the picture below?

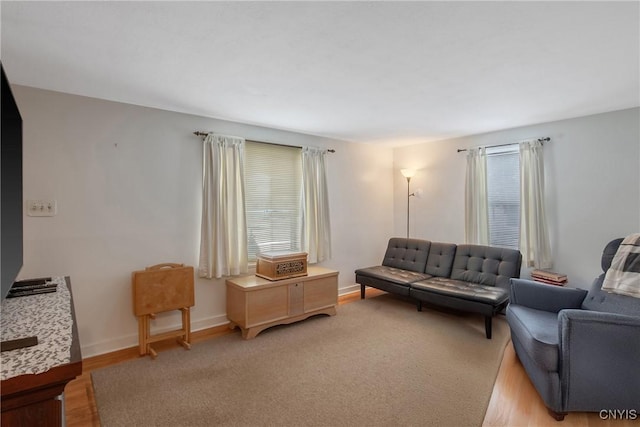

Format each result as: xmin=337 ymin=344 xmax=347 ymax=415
xmin=531 ymin=270 xmax=567 ymax=286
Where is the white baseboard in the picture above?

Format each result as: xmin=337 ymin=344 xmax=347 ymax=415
xmin=80 ymin=313 xmax=230 ymax=358
xmin=339 ymin=284 xmax=360 ymax=296
xmin=82 ymin=286 xmax=361 ymax=358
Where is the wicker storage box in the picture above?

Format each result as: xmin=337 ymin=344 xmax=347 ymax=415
xmin=256 ymin=251 xmax=308 ymax=281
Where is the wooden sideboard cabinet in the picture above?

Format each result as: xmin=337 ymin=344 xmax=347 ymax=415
xmin=1 ymin=277 xmax=82 ymax=427
xmin=226 ymin=266 xmax=338 ymax=339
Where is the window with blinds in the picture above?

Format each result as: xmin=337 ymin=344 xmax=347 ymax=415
xmin=486 ymin=146 xmax=520 ymax=250
xmin=244 ymin=141 xmax=302 ymax=261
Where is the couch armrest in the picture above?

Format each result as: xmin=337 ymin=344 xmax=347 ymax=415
xmin=558 ymin=310 xmax=640 ymax=411
xmin=509 ymin=279 xmax=588 ymax=313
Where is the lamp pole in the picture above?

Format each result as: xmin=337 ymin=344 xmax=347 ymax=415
xmin=400 ymin=169 xmax=416 ymax=239
xmin=406 ymin=176 xmax=411 ymax=238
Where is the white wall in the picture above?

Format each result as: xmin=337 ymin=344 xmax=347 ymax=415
xmin=13 ymin=84 xmax=638 ymax=357
xmin=13 ymin=86 xmax=394 ymax=357
xmin=393 ymin=108 xmax=640 ymax=288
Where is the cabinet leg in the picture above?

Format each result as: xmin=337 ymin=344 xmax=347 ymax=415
xmin=242 ymin=327 xmax=258 ymax=340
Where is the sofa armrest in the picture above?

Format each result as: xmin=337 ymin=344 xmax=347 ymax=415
xmin=509 ymin=278 xmax=587 ymax=313
xmin=558 ymin=310 xmax=640 ymax=411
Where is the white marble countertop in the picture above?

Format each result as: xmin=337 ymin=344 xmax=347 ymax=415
xmin=1 ymin=277 xmax=73 ymax=381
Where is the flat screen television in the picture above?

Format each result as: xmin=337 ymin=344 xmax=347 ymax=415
xmin=1 ymin=62 xmax=24 ymax=299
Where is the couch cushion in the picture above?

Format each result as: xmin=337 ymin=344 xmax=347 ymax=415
xmin=411 ymin=277 xmax=508 ymax=306
xmin=450 ymin=244 xmax=522 ymax=289
xmin=425 ymin=242 xmax=457 ymax=277
xmin=506 ymin=305 xmax=559 ymax=372
xmin=582 ymin=274 xmax=640 ymax=316
xmin=382 ymin=238 xmax=431 ymax=273
xmin=355 ymin=265 xmax=432 ymax=286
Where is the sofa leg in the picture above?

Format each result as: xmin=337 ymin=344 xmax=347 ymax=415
xmin=417 ymin=300 xmax=422 ymax=312
xmin=546 ymin=408 xmax=567 ymax=421
xmin=485 ymin=316 xmax=492 ymax=339
xmin=360 ymin=284 xmax=366 ymax=299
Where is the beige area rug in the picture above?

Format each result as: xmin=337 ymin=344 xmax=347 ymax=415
xmin=92 ymin=294 xmax=509 ymax=427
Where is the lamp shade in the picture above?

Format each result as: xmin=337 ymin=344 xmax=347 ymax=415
xmin=401 ymin=169 xmax=416 ymax=179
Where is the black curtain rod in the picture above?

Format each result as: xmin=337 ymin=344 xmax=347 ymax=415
xmin=457 ymin=137 xmax=550 ymax=153
xmin=193 ymin=131 xmax=335 ymax=153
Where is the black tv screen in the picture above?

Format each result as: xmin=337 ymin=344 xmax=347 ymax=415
xmin=1 ymin=62 xmax=24 ymax=299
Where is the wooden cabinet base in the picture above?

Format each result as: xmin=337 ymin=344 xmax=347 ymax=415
xmin=2 ymin=392 xmax=62 ymax=427
xmin=229 ymin=306 xmax=337 ymax=339
xmin=226 ymin=266 xmax=338 ymax=339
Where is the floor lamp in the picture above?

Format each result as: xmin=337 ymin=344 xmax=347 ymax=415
xmin=401 ymin=169 xmax=416 ymax=238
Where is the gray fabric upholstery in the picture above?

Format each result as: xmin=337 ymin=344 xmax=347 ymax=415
xmin=506 ymin=238 xmax=640 ymax=418
xmin=559 ymin=309 xmax=640 ymax=411
xmin=424 ymin=242 xmax=457 ymax=277
xmin=581 ymin=274 xmax=640 ymax=316
xmin=601 ymin=237 xmax=624 ymax=271
xmin=450 ymin=245 xmax=522 ymax=290
xmin=510 ymin=331 xmax=563 ymax=412
xmin=382 ymin=238 xmax=431 ymax=273
xmin=506 ymin=305 xmax=559 ymax=372
xmin=510 ymin=278 xmax=587 ymax=313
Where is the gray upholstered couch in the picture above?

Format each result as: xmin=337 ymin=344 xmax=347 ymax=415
xmin=506 ymin=238 xmax=640 ymax=420
xmin=355 ymin=237 xmax=522 ymax=338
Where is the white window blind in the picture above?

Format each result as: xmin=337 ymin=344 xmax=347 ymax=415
xmin=244 ymin=142 xmax=302 ymax=261
xmin=486 ymin=146 xmax=520 ymax=250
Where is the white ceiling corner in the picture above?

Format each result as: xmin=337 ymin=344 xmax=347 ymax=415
xmin=1 ymin=1 xmax=638 ymax=146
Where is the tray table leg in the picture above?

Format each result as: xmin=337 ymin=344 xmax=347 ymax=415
xmin=177 ymin=307 xmax=192 ymax=350
xmin=138 ymin=315 xmax=147 ymax=356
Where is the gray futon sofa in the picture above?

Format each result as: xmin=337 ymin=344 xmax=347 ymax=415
xmin=355 ymin=237 xmax=522 ymax=338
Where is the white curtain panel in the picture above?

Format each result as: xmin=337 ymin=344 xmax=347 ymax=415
xmin=198 ymin=134 xmax=248 ymax=279
xmin=465 ymin=147 xmax=490 ymax=245
xmin=301 ymin=147 xmax=332 ymax=263
xmin=519 ymin=140 xmax=552 ymax=268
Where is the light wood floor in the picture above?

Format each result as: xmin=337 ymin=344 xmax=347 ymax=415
xmin=64 ymin=289 xmax=635 ymax=427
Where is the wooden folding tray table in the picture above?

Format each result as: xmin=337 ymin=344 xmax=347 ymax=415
xmin=132 ymin=263 xmax=195 ymax=359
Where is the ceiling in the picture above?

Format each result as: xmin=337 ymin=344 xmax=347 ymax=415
xmin=1 ymin=1 xmax=638 ymax=146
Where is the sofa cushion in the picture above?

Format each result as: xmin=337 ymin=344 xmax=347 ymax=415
xmin=451 ymin=245 xmax=522 ymax=289
xmin=425 ymin=242 xmax=457 ymax=277
xmin=581 ymin=238 xmax=640 ymax=316
xmin=582 ymin=274 xmax=640 ymax=316
xmin=355 ymin=265 xmax=432 ymax=286
xmin=506 ymin=305 xmax=559 ymax=372
xmin=411 ymin=277 xmax=508 ymax=306
xmin=382 ymin=238 xmax=431 ymax=273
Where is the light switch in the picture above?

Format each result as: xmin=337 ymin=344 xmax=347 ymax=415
xmin=27 ymin=200 xmax=57 ymax=217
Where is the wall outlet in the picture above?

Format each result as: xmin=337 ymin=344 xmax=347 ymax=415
xmin=27 ymin=199 xmax=57 ymax=217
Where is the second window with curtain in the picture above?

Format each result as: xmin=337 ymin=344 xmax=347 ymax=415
xmin=486 ymin=146 xmax=520 ymax=250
